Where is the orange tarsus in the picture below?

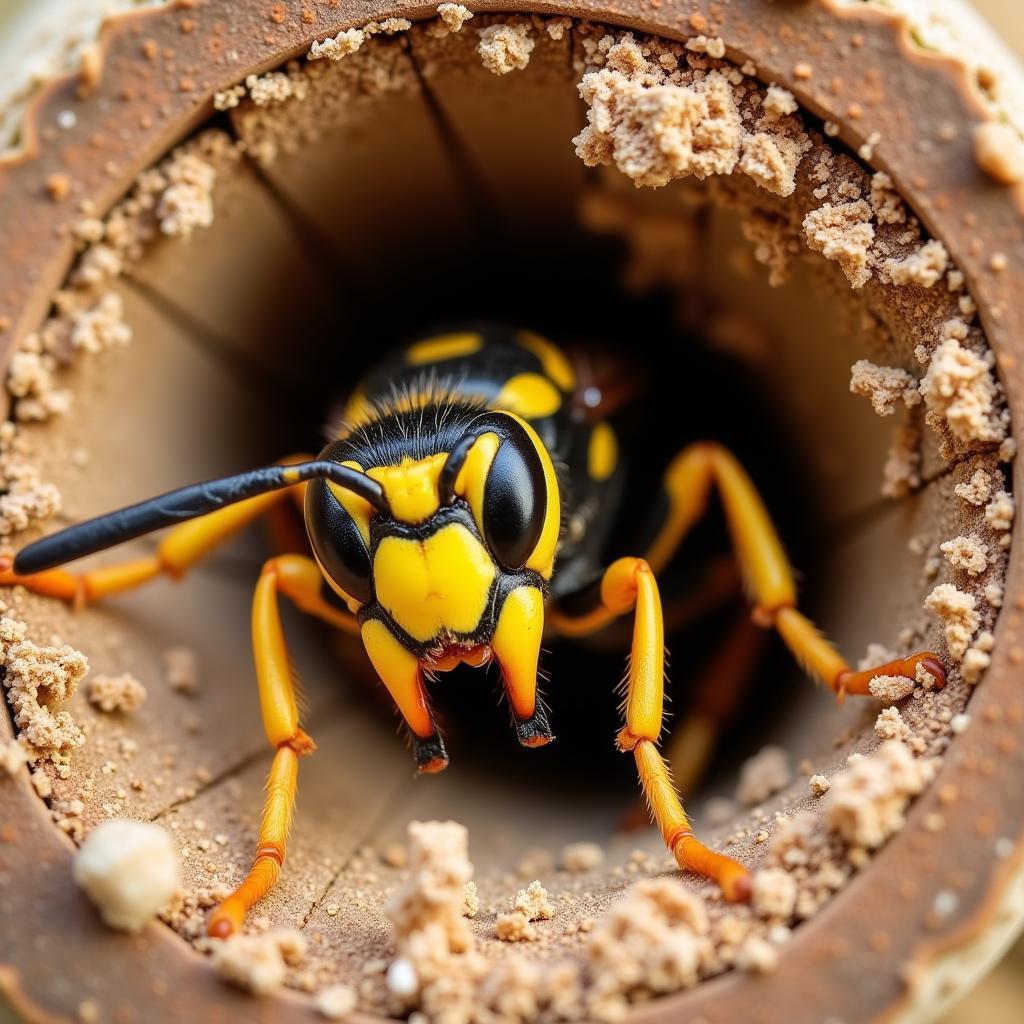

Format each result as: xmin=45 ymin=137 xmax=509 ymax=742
xmin=834 ymin=651 xmax=947 ymax=698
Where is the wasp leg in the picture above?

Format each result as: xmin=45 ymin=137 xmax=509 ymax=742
xmin=665 ymin=610 xmax=765 ymax=799
xmin=267 ymin=553 xmax=360 ymax=636
xmin=208 ymin=558 xmax=318 ymax=938
xmin=588 ymin=556 xmax=752 ymax=900
xmin=673 ymin=442 xmax=945 ymax=697
xmin=0 ymin=454 xmax=316 ymax=606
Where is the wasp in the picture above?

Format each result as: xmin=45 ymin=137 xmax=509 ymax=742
xmin=0 ymin=325 xmax=945 ymax=936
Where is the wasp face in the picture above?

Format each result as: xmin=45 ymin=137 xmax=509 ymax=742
xmin=304 ymin=411 xmax=559 ymax=738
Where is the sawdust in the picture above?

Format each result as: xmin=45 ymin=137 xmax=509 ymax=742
xmin=920 ymin=325 xmax=1006 ymax=446
xmin=825 ymin=742 xmax=937 ymax=850
xmin=477 ymin=23 xmax=535 ymax=76
xmin=573 ymin=34 xmax=810 ymax=195
xmin=561 ymin=842 xmax=605 ymax=873
xmin=735 ymin=746 xmax=791 ymax=806
xmin=437 ymin=4 xmax=474 ymax=34
xmin=884 ymin=239 xmax=950 ymax=288
xmin=849 ymin=359 xmax=920 ymax=416
xmin=86 ymin=672 xmax=147 ymax=714
xmin=73 ymin=819 xmax=179 ymax=932
xmin=940 ymin=534 xmax=990 ymax=576
xmin=213 ymin=929 xmax=307 ymax=995
xmin=925 ymin=583 xmax=980 ymax=661
xmin=1 ymin=614 xmax=88 ymax=764
xmin=802 ymin=201 xmax=875 ymax=288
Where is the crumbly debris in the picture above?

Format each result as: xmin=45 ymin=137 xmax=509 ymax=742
xmin=940 ymin=534 xmax=989 ymax=576
xmin=561 ymin=841 xmax=605 ymax=872
xmin=985 ymin=491 xmax=1015 ymax=532
xmin=736 ymin=745 xmax=791 ymax=806
xmin=437 ymin=4 xmax=474 ymax=33
xmin=736 ymin=935 xmax=779 ymax=974
xmin=495 ymin=910 xmax=537 ymax=942
xmin=213 ymin=84 xmax=246 ymax=111
xmin=955 ymin=468 xmax=993 ymax=506
xmin=870 ymin=172 xmax=907 ymax=225
xmin=685 ymin=35 xmax=726 ymax=60
xmin=881 ymin=419 xmax=922 ymax=499
xmin=751 ymin=868 xmax=797 ymax=920
xmin=477 ymin=24 xmax=535 ymax=75
xmin=585 ymin=878 xmax=707 ymax=1019
xmin=212 ymin=929 xmax=305 ymax=995
xmin=244 ymin=70 xmax=307 ymax=107
xmin=849 ymin=360 xmax=919 ymax=416
xmin=925 ymin=584 xmax=979 ymax=661
xmin=920 ymin=327 xmax=1005 ymax=445
xmin=763 ymin=84 xmax=797 ymax=118
xmin=0 ymin=737 xmax=29 ymax=775
xmin=317 ymin=983 xmax=358 ymax=1020
xmin=513 ymin=880 xmax=555 ymax=921
xmin=868 ymin=674 xmax=915 ymax=703
xmin=462 ymin=881 xmax=480 ymax=919
xmin=386 ymin=820 xmax=474 ymax=956
xmin=738 ymin=130 xmax=812 ymax=197
xmin=974 ymin=121 xmax=1024 ymax=186
xmin=86 ymin=672 xmax=147 ymax=714
xmin=803 ymin=201 xmax=875 ymax=288
xmin=808 ymin=774 xmax=830 ymax=797
xmin=309 ymin=28 xmax=365 ymax=62
xmin=156 ymin=153 xmax=216 ymax=237
xmin=0 ymin=423 xmax=61 ymax=531
xmin=73 ymin=819 xmax=180 ymax=932
xmin=885 ymin=240 xmax=949 ymax=288
xmin=826 ymin=742 xmax=937 ymax=850
xmin=1 ymin=615 xmax=88 ymax=762
xmin=874 ymin=706 xmax=912 ymax=742
xmin=163 ymin=645 xmax=199 ymax=695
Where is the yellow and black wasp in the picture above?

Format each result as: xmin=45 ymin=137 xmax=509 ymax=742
xmin=0 ymin=324 xmax=945 ymax=936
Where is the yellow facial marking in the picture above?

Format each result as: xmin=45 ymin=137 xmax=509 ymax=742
xmin=406 ymin=332 xmax=483 ymax=365
xmin=505 ymin=414 xmax=560 ymax=580
xmin=360 ymin=619 xmax=433 ymax=738
xmin=454 ymin=431 xmax=499 ymax=541
xmin=518 ymin=331 xmax=576 ymax=392
xmin=492 ymin=586 xmax=544 ymax=719
xmin=373 ymin=523 xmax=497 ymax=643
xmin=588 ymin=422 xmax=618 ymax=482
xmin=367 ymin=454 xmax=446 ymax=525
xmin=495 ymin=373 xmax=562 ymax=420
xmin=327 ymin=460 xmax=373 ymax=546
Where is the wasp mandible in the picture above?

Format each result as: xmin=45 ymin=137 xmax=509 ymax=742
xmin=0 ymin=325 xmax=945 ymax=936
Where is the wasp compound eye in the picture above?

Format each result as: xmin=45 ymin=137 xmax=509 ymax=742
xmin=482 ymin=419 xmax=548 ymax=571
xmin=305 ymin=478 xmax=373 ymax=605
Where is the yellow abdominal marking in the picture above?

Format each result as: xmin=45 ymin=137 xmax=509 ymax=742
xmin=367 ymin=454 xmax=446 ymax=524
xmin=518 ymin=331 xmax=576 ymax=392
xmin=406 ymin=332 xmax=483 ymax=365
xmin=373 ymin=523 xmax=497 ymax=643
xmin=495 ymin=373 xmax=562 ymax=420
xmin=588 ymin=422 xmax=618 ymax=482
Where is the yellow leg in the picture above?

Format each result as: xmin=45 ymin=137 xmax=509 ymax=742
xmin=553 ymin=442 xmax=944 ymax=696
xmin=0 ymin=454 xmax=314 ymax=604
xmin=601 ymin=556 xmax=752 ymax=901
xmin=208 ymin=558 xmax=317 ymax=938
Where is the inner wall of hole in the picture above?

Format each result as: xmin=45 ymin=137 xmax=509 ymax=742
xmin=30 ymin=30 xmax=927 ymax=862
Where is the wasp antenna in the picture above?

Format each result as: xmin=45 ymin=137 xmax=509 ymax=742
xmin=438 ymin=430 xmax=484 ymax=506
xmin=14 ymin=461 xmax=388 ymax=575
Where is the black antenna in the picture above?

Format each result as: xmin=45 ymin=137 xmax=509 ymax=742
xmin=14 ymin=461 xmax=389 ymax=575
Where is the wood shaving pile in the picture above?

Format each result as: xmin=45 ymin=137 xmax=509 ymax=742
xmin=85 ymin=672 xmax=147 ymax=714
xmin=573 ymin=34 xmax=810 ymax=196
xmin=1 ymin=612 xmax=87 ymax=765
